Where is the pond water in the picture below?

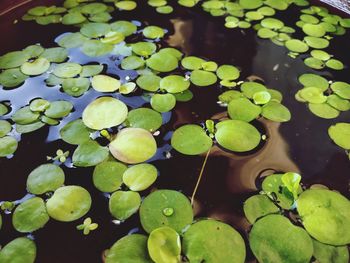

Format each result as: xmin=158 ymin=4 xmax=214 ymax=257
xmin=0 ymin=0 xmax=349 ymax=262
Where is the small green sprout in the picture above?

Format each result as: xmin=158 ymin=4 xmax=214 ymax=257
xmin=101 ymin=129 xmax=112 ymax=141
xmin=1 ymin=201 xmax=15 ymax=212
xmin=76 ymin=217 xmax=98 ymax=235
xmin=47 ymin=149 xmax=69 ymax=163
xmin=205 ymin=120 xmax=215 ymax=138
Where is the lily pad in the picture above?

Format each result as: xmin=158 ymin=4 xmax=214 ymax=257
xmin=0 ymin=51 xmax=29 ymax=69
xmin=26 ymin=163 xmax=65 ymax=195
xmin=183 ymin=219 xmax=246 ymax=263
xmin=304 ymin=57 xmax=325 ymax=69
xmin=0 ymin=237 xmax=36 ymax=263
xmin=126 ymin=108 xmax=162 ymax=132
xmin=297 ymin=189 xmax=350 ymax=245
xmin=132 ymin=42 xmax=157 ymax=57
xmin=109 ymin=190 xmax=141 ymax=220
xmin=12 ymin=197 xmax=49 ymax=233
xmin=12 ymin=106 xmax=40 ymax=124
xmin=80 ymin=65 xmax=104 ymax=77
xmin=109 ymin=128 xmax=157 ymax=164
xmin=303 ymin=23 xmax=326 ymax=37
xmin=148 ymin=226 xmax=181 ymax=263
xmin=110 ymin=20 xmax=137 ymax=36
xmin=298 ymin=73 xmax=329 ymax=91
xmin=45 ymin=100 xmax=73 ymax=118
xmin=140 ymin=189 xmax=193 ymax=233
xmin=328 ymin=123 xmax=350 ymax=150
xmin=327 ymin=95 xmax=350 ymax=111
xmin=160 ymin=75 xmax=190 ymax=93
xmin=0 ymin=136 xmax=18 ymax=157
xmin=82 ymin=40 xmax=114 ymax=57
xmin=308 ymin=103 xmax=340 ymax=119
xmin=216 ymin=65 xmax=240 ymax=80
xmin=143 ymin=26 xmax=165 ymax=39
xmin=62 ymin=77 xmax=90 ymax=97
xmin=249 ymin=214 xmax=313 ymax=263
xmin=181 ymin=56 xmax=205 ymax=70
xmin=312 ymin=239 xmax=349 ymax=263
xmin=53 ymin=62 xmax=82 ymax=78
xmin=304 ymin=36 xmax=329 ymax=49
xmin=93 ymin=161 xmax=127 ymax=192
xmin=46 ymin=185 xmax=92 ymax=222
xmin=171 ymin=124 xmax=212 ymax=155
xmin=261 ymin=101 xmax=291 ymax=122
xmin=72 ymin=140 xmax=109 ymax=167
xmin=150 ymin=94 xmax=176 ymax=113
xmin=241 ymin=81 xmax=267 ymax=98
xmin=115 ymin=1 xmax=137 ymax=10
xmin=285 ymin=39 xmax=309 ymax=53
xmin=80 ymin=22 xmax=111 ymax=38
xmin=30 ymin=99 xmax=50 ymax=112
xmin=82 ymin=97 xmax=128 ymax=130
xmin=228 ymin=98 xmax=261 ymax=122
xmin=41 ymin=47 xmax=68 ymax=63
xmin=0 ymin=120 xmax=12 ymax=137
xmin=123 ymin=163 xmax=157 ymax=191
xmin=190 ymin=70 xmax=217 ymax=86
xmin=326 ymin=59 xmax=344 ymax=70
xmin=146 ymin=52 xmax=178 ymax=72
xmin=105 ymin=234 xmax=152 ymax=263
xmin=299 ymin=87 xmax=327 ymax=104
xmin=91 ymin=75 xmax=120 ymax=92
xmin=243 ymin=195 xmax=280 ymax=224
xmin=330 ymin=82 xmax=350 ymax=99
xmin=16 ymin=121 xmax=45 ymax=134
xmin=20 ymin=57 xmax=50 ymax=76
xmin=136 ymin=74 xmax=161 ymax=92
xmin=0 ymin=68 xmax=28 ymax=88
xmin=60 ymin=119 xmax=90 ymax=145
xmin=121 ymin=56 xmax=145 ymax=70
xmin=215 ymin=120 xmax=261 ymax=152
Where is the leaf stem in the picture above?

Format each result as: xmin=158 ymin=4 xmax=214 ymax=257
xmin=191 ymin=147 xmax=211 ymax=205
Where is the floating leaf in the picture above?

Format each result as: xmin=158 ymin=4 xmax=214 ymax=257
xmin=143 ymin=26 xmax=165 ymax=39
xmin=0 ymin=68 xmax=28 ymax=88
xmin=46 ymin=185 xmax=92 ymax=222
xmin=136 ymin=74 xmax=161 ymax=92
xmin=132 ymin=42 xmax=157 ymax=57
xmin=121 ymin=56 xmax=145 ymax=70
xmin=298 ymin=73 xmax=329 ymax=91
xmin=327 ymin=95 xmax=350 ymax=111
xmin=140 ymin=189 xmax=193 ymax=233
xmin=148 ymin=226 xmax=181 ymax=263
xmin=215 ymin=120 xmax=261 ymax=152
xmin=62 ymin=77 xmax=90 ymax=97
xmin=310 ymin=50 xmax=331 ymax=61
xmin=174 ymin=90 xmax=194 ymax=102
xmin=312 ymin=239 xmax=349 ymax=263
xmin=58 ymin=32 xmax=88 ymax=48
xmin=123 ymin=163 xmax=157 ymax=191
xmin=244 ymin=195 xmax=280 ymax=224
xmin=249 ymin=215 xmax=313 ymax=263
xmin=299 ymin=87 xmax=327 ymax=103
xmin=228 ymin=98 xmax=261 ymax=122
xmin=308 ymin=103 xmax=339 ymax=119
xmin=91 ymin=75 xmax=120 ymax=92
xmin=183 ymin=219 xmax=246 ymax=263
xmin=82 ymin=40 xmax=114 ymax=57
xmin=261 ymin=18 xmax=284 ymax=29
xmin=62 ymin=12 xmax=87 ymax=25
xmin=16 ymin=121 xmax=45 ymax=134
xmin=326 ymin=59 xmax=344 ymax=70
xmin=146 ymin=52 xmax=178 ymax=72
xmin=150 ymin=94 xmax=176 ymax=113
xmin=82 ymin=97 xmax=128 ymax=130
xmin=0 ymin=120 xmax=12 ymax=137
xmin=304 ymin=36 xmax=329 ymax=49
xmin=26 ymin=164 xmax=65 ymax=195
xmin=126 ymin=108 xmax=162 ymax=132
xmin=93 ymin=161 xmax=127 ymax=192
xmin=285 ymin=39 xmax=309 ymax=53
xmin=190 ymin=70 xmax=217 ymax=86
xmin=330 ymin=82 xmax=350 ymax=99
xmin=109 ymin=191 xmax=141 ymax=220
xmin=0 ymin=103 xmax=9 ymax=116
xmin=109 ymin=128 xmax=157 ymax=164
xmin=297 ymin=189 xmax=350 ymax=245
xmin=45 ymin=100 xmax=73 ymax=119
xmin=328 ymin=123 xmax=350 ymax=150
xmin=73 ymin=140 xmax=109 ymax=167
xmin=303 ymin=23 xmax=326 ymax=37
xmin=160 ymin=75 xmax=190 ymax=93
xmin=0 ymin=136 xmax=18 ymax=157
xmin=0 ymin=237 xmax=36 ymax=263
xmin=41 ymin=47 xmax=68 ymax=63
xmin=53 ymin=62 xmax=82 ymax=78
xmin=171 ymin=124 xmax=212 ymax=155
xmin=261 ymin=101 xmax=291 ymax=122
xmin=20 ymin=57 xmax=50 ymax=76
xmin=0 ymin=51 xmax=29 ymax=69
xmin=60 ymin=119 xmax=91 ymax=145
xmin=241 ymin=82 xmax=267 ymax=98
xmin=105 ymin=234 xmax=152 ymax=263
xmin=216 ymin=65 xmax=240 ymax=80
xmin=181 ymin=56 xmax=205 ymax=70
xmin=110 ymin=20 xmax=137 ymax=36
xmin=12 ymin=197 xmax=49 ymax=233
xmin=304 ymin=57 xmax=324 ymax=69
xmin=115 ymin=1 xmax=137 ymax=10
xmin=80 ymin=65 xmax=103 ymax=77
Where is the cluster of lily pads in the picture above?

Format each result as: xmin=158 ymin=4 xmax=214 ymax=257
xmin=296 ymin=73 xmax=350 ymax=119
xmin=244 ymin=172 xmax=350 ymax=262
xmin=22 ymin=0 xmax=138 ymax=25
xmin=0 ymin=44 xmax=68 ymax=88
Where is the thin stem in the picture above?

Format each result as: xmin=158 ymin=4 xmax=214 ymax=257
xmin=191 ymin=147 xmax=211 ymax=205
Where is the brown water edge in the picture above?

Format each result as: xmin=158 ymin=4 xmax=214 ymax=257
xmin=0 ymin=1 xmax=350 ymax=263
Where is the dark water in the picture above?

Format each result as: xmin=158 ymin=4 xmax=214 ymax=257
xmin=0 ymin=1 xmax=350 ymax=262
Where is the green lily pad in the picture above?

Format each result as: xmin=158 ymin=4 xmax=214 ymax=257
xmin=23 ymin=45 xmax=44 ymax=58
xmin=115 ymin=1 xmax=137 ymax=10
xmin=285 ymin=39 xmax=309 ymax=53
xmin=126 ymin=108 xmax=162 ymax=132
xmin=27 ymin=163 xmax=65 ymax=195
xmin=140 ymin=189 xmax=193 ymax=233
xmin=148 ymin=226 xmax=181 ymax=263
xmin=136 ymin=74 xmax=161 ymax=92
xmin=73 ymin=140 xmax=109 ymax=167
xmin=330 ymin=82 xmax=350 ymax=99
xmin=0 ymin=237 xmax=36 ymax=263
xmin=158 ymin=48 xmax=183 ymax=60
xmin=58 ymin=32 xmax=88 ymax=48
xmin=105 ymin=234 xmax=152 ymax=263
xmin=310 ymin=50 xmax=331 ymax=61
xmin=160 ymin=75 xmax=190 ymax=93
xmin=110 ymin=20 xmax=137 ymax=36
xmin=299 ymin=87 xmax=327 ymax=104
xmin=215 ymin=120 xmax=261 ymax=152
xmin=121 ymin=56 xmax=145 ymax=70
xmin=12 ymin=106 xmax=40 ymax=125
xmin=0 ymin=120 xmax=12 ymax=137
xmin=249 ymin=214 xmax=313 ymax=263
xmin=82 ymin=40 xmax=114 ymax=57
xmin=239 ymin=0 xmax=262 ymax=9
xmin=146 ymin=52 xmax=178 ymax=72
xmin=312 ymin=239 xmax=349 ymax=263
xmin=53 ymin=63 xmax=82 ymax=78
xmin=80 ymin=22 xmax=111 ymax=38
xmin=308 ymin=103 xmax=340 ymax=119
xmin=20 ymin=57 xmax=50 ymax=76
xmin=60 ymin=119 xmax=91 ymax=145
xmin=0 ymin=51 xmax=29 ymax=69
xmin=190 ymin=70 xmax=217 ymax=86
xmin=16 ymin=121 xmax=45 ymax=134
xmin=143 ymin=26 xmax=165 ymax=39
xmin=109 ymin=190 xmax=141 ymax=220
xmin=40 ymin=47 xmax=68 ymax=63
xmin=171 ymin=124 xmax=212 ymax=155
xmin=41 ymin=115 xmax=59 ymax=126
xmin=156 ymin=5 xmax=173 ymax=14
xmin=91 ymin=75 xmax=120 ymax=92
xmin=123 ymin=163 xmax=157 ymax=191
xmin=228 ymin=98 xmax=261 ymax=122
xmin=257 ymin=28 xmax=278 ymax=39
xmin=326 ymin=59 xmax=344 ymax=70
xmin=328 ymin=123 xmax=350 ymax=150
xmin=216 ymin=65 xmax=240 ymax=80
xmin=81 ymin=3 xmax=108 ymax=14
xmin=45 ymin=74 xmax=63 ymax=86
xmin=261 ymin=101 xmax=291 ymax=122
xmin=150 ymin=94 xmax=176 ymax=113
xmin=243 ymin=195 xmax=280 ymax=224
xmin=132 ymin=42 xmax=157 ymax=57
xmin=109 ymin=128 xmax=157 ymax=164
xmin=304 ymin=57 xmax=325 ymax=69
xmin=327 ymin=95 xmax=350 ymax=111
xmin=298 ymin=73 xmax=329 ymax=92
xmin=181 ymin=56 xmax=205 ymax=70
xmin=12 ymin=197 xmax=49 ymax=233
xmin=241 ymin=82 xmax=267 ymax=98
xmin=46 ymin=185 xmax=92 ymax=222
xmin=0 ymin=68 xmax=28 ymax=88
xmin=30 ymin=99 xmax=50 ymax=112
xmin=261 ymin=18 xmax=284 ymax=29
xmin=80 ymin=65 xmax=104 ymax=77
xmin=304 ymin=36 xmax=330 ymax=49
xmin=82 ymin=97 xmax=128 ymax=130
xmin=62 ymin=77 xmax=90 ymax=97
xmin=174 ymin=90 xmax=194 ymax=102
xmin=297 ymin=189 xmax=350 ymax=245
xmin=253 ymin=91 xmax=271 ymax=105
xmin=62 ymin=12 xmax=87 ymax=25
xmin=45 ymin=100 xmax=73 ymax=118
xmin=183 ymin=219 xmax=246 ymax=263
xmin=93 ymin=161 xmax=127 ymax=192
